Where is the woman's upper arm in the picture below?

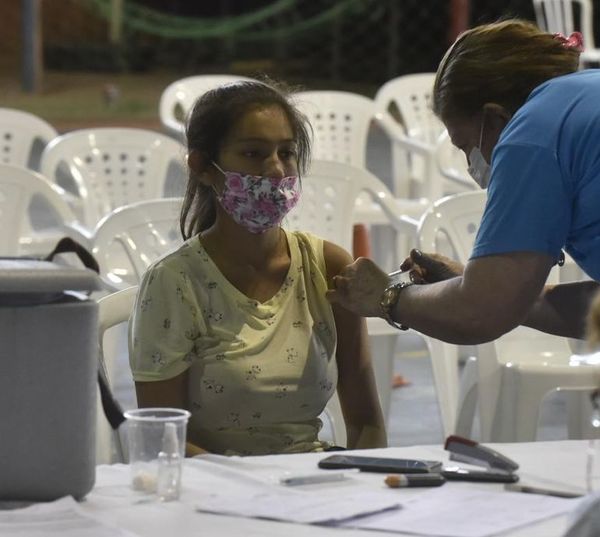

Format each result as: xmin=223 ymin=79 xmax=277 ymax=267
xmin=135 ymin=370 xmax=189 ymax=409
xmin=322 ymin=241 xmax=369 ymax=367
xmin=129 ymin=263 xmax=201 ymax=382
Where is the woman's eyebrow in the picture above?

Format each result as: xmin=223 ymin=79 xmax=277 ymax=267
xmin=232 ymin=137 xmax=296 ymax=144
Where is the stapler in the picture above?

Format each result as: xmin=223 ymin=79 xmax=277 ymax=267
xmin=444 ymin=435 xmax=519 ymax=473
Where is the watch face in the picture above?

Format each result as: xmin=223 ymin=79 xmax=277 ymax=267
xmin=381 ymin=287 xmax=397 ymax=308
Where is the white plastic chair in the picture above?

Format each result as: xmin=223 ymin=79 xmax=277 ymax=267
xmin=435 ymin=130 xmax=477 ymax=190
xmin=0 ymin=108 xmax=58 ymax=170
xmin=96 ymin=285 xmax=138 ymax=464
xmin=294 ymin=90 xmax=430 ymax=271
xmin=40 ymin=128 xmax=187 ymax=230
xmin=375 ymin=73 xmax=477 ymax=201
xmin=294 ymin=91 xmax=375 ymax=168
xmin=285 ymin=160 xmax=419 ymax=442
xmin=0 ymin=163 xmax=82 ymax=256
xmin=533 ymin=0 xmax=600 ymax=67
xmin=418 ymin=190 xmax=600 ymax=441
xmin=295 ymin=89 xmax=435 ymax=208
xmin=92 ymin=198 xmax=183 ymax=290
xmin=159 ymin=74 xmax=255 ymax=139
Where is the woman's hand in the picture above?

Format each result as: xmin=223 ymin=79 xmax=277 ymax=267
xmin=400 ymin=249 xmax=464 ymax=284
xmin=326 ymin=257 xmax=390 ymax=317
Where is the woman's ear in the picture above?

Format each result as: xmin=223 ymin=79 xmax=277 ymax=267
xmin=187 ymin=149 xmax=215 ymax=186
xmin=187 ymin=149 xmax=207 ymax=175
xmin=483 ymin=103 xmax=512 ymax=128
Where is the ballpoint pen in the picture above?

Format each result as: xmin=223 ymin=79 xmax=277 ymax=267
xmin=504 ymin=483 xmax=583 ymax=499
xmin=280 ymin=470 xmax=358 ymax=486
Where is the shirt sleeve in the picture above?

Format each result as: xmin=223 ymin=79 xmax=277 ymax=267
xmin=471 ymin=143 xmax=572 ymax=261
xmin=128 ymin=261 xmax=203 ymax=382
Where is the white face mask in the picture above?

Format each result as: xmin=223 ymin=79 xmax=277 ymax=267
xmin=467 ymin=116 xmax=491 ymax=189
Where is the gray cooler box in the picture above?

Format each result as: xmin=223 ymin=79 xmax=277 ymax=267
xmin=0 ymin=259 xmax=102 ymax=501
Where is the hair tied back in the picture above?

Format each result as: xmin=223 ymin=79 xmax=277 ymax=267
xmin=553 ymin=31 xmax=584 ymax=52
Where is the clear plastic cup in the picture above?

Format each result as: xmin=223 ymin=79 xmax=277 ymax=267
xmin=124 ymin=407 xmax=190 ymax=500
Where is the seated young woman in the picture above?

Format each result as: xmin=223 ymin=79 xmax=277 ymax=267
xmin=128 ymin=79 xmax=387 ymax=456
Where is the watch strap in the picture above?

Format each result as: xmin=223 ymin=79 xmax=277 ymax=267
xmin=381 ymin=281 xmax=412 ymax=330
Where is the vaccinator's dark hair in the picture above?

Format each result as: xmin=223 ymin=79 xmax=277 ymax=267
xmin=434 ymin=19 xmax=580 ymax=120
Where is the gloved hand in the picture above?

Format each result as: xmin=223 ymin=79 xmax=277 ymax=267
xmin=399 ymin=249 xmax=464 ymax=284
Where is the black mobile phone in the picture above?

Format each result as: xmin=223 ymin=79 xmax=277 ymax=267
xmin=441 ymin=467 xmax=519 ymax=483
xmin=318 ymin=455 xmax=443 ymax=474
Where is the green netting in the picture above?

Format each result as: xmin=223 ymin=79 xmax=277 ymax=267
xmin=86 ymin=0 xmax=295 ymax=31
xmin=67 ymin=1 xmax=540 ymax=86
xmin=84 ymin=0 xmax=373 ymax=40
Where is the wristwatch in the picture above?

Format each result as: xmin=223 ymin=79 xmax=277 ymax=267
xmin=380 ymin=281 xmax=413 ymax=330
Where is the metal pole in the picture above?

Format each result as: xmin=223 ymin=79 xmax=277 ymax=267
xmin=330 ymin=8 xmax=341 ymax=82
xmin=387 ymin=0 xmax=400 ymax=79
xmin=109 ymin=0 xmax=123 ymax=45
xmin=449 ymin=0 xmax=470 ymax=43
xmin=22 ymin=0 xmax=43 ymax=93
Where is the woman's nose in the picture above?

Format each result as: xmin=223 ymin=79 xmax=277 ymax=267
xmin=264 ymin=154 xmax=285 ymax=179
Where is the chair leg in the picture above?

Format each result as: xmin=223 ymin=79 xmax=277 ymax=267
xmin=491 ymin=367 xmax=546 ymax=442
xmin=455 ymin=356 xmax=478 ymax=438
xmin=566 ymin=390 xmax=600 ymax=439
xmin=369 ymin=333 xmax=397 ymax=422
xmin=425 ymin=338 xmax=459 ymax=438
xmin=324 ymin=392 xmax=346 ymax=447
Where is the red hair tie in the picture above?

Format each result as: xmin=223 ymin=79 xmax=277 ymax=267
xmin=553 ymin=31 xmax=584 ymax=52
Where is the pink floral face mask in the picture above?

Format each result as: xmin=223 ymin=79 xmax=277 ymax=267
xmin=212 ymin=162 xmax=300 ymax=234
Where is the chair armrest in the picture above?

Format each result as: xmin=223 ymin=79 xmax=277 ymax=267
xmin=60 ymin=222 xmax=93 ymax=249
xmin=375 ymin=112 xmax=436 ymax=157
xmin=369 ymin=193 xmax=423 ymax=236
xmin=440 ymin=168 xmax=478 ymax=190
xmin=99 ymin=276 xmax=129 ymax=293
xmin=162 ymin=121 xmax=186 ymax=143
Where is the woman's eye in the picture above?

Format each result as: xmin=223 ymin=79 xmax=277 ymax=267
xmin=242 ymin=150 xmax=260 ymax=158
xmin=280 ymin=149 xmax=297 ymax=159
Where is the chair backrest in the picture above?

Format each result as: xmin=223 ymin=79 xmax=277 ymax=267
xmin=435 ymin=131 xmax=478 ymax=192
xmin=533 ymin=0 xmax=596 ymax=49
xmin=0 ymin=163 xmax=76 ymax=255
xmin=375 ymin=73 xmax=443 ymax=145
xmin=159 ymin=74 xmax=255 ymax=137
xmin=40 ymin=128 xmax=186 ymax=229
xmin=294 ymin=91 xmax=376 ymax=168
xmin=284 ymin=159 xmax=402 ymax=251
xmin=418 ymin=190 xmax=561 ymax=284
xmin=418 ymin=190 xmax=486 ymax=263
xmin=96 ymin=285 xmax=138 ymax=463
xmin=0 ymin=108 xmax=58 ymax=170
xmin=92 ymin=198 xmax=183 ymax=288
xmin=375 ymin=73 xmax=467 ymax=199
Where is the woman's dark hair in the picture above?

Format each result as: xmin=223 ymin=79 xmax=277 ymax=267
xmin=180 ymin=79 xmax=312 ymax=239
xmin=433 ymin=19 xmax=581 ymax=120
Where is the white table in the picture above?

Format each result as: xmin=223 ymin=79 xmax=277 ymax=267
xmin=82 ymin=441 xmax=594 ymax=537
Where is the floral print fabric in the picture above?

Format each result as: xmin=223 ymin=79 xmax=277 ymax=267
xmin=213 ymin=164 xmax=300 ymax=234
xmin=128 ymin=230 xmax=338 ymax=455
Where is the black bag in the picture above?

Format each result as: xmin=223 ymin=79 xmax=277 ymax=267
xmin=44 ymin=237 xmax=126 ymax=431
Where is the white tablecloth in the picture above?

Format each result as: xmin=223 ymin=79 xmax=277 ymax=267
xmin=81 ymin=441 xmax=595 ymax=537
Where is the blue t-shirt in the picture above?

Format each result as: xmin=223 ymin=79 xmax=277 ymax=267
xmin=471 ymin=69 xmax=600 ymax=280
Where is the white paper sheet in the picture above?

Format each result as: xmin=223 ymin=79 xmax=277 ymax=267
xmin=344 ymin=486 xmax=580 ymax=537
xmin=0 ymin=497 xmax=137 ymax=537
xmin=197 ymin=490 xmax=400 ymax=524
xmin=189 ymin=457 xmax=399 ymax=524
